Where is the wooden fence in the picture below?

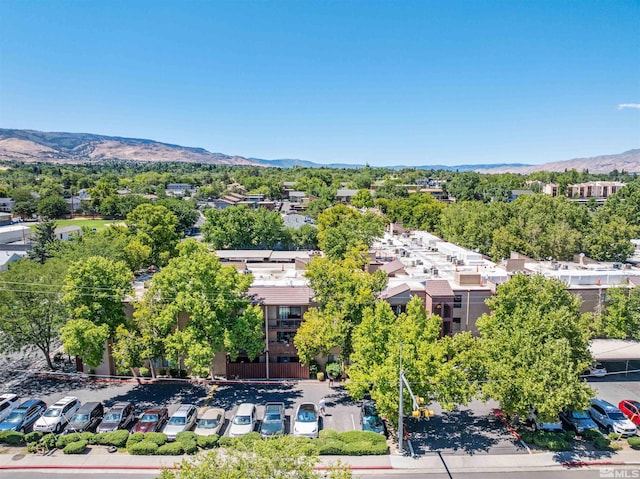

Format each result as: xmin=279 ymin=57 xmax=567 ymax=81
xmin=226 ymin=362 xmax=309 ymax=379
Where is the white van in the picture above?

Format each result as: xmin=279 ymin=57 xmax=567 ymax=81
xmin=228 ymin=403 xmax=256 ymax=438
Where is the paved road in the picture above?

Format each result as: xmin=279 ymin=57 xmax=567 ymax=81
xmin=0 ymin=469 xmax=629 ymax=479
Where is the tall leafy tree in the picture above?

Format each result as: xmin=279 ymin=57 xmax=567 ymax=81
xmin=478 ymin=274 xmax=594 ymax=421
xmin=132 ymin=240 xmax=264 ymax=378
xmin=295 ymin=245 xmax=387 ymax=364
xmin=348 ymin=297 xmax=482 ymax=422
xmin=0 ymin=259 xmax=68 ymax=370
xmin=125 ymin=203 xmax=180 ymax=266
xmin=202 ymin=205 xmax=285 ymax=249
xmin=599 ymin=286 xmax=640 ymax=340
xmin=316 ymin=205 xmax=385 ymax=260
xmin=37 ymin=195 xmax=69 ymax=219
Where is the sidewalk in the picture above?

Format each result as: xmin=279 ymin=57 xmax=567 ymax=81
xmin=0 ymin=447 xmax=638 ymax=473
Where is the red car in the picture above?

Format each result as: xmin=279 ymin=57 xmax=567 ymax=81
xmin=618 ymin=400 xmax=640 ymax=426
xmin=132 ymin=407 xmax=169 ymax=433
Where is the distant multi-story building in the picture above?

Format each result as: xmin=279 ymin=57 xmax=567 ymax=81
xmin=543 ymin=181 xmax=625 ymax=204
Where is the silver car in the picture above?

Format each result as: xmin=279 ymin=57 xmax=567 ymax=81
xmin=163 ymin=404 xmax=198 ymax=441
xmin=589 ymin=399 xmax=638 ymax=437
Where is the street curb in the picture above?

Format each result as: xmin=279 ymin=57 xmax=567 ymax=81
xmin=563 ymin=461 xmax=640 ymax=467
xmin=0 ymin=464 xmax=394 ymax=471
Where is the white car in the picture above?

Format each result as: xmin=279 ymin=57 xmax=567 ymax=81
xmin=228 ymin=403 xmax=256 ymax=438
xmin=0 ymin=394 xmax=20 ymax=423
xmin=589 ymin=362 xmax=607 ymax=377
xmin=33 ymin=396 xmax=81 ymax=434
xmin=194 ymin=407 xmax=225 ymax=436
xmin=293 ymin=403 xmax=319 ymax=438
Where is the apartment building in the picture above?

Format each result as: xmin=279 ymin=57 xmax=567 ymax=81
xmin=543 ymin=181 xmax=625 ymax=204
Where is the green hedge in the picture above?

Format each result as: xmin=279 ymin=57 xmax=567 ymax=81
xmin=218 ymin=436 xmax=232 ymax=447
xmin=316 ymin=429 xmax=388 ymax=456
xmin=24 ymin=432 xmax=43 ymax=444
xmin=94 ymin=430 xmax=129 ymax=448
xmin=583 ymin=428 xmax=611 ymax=450
xmin=157 ymin=442 xmax=185 ymax=455
xmin=0 ymin=430 xmax=25 ymax=445
xmin=63 ymin=440 xmax=88 ymax=454
xmin=127 ymin=440 xmax=159 ymax=455
xmin=196 ymin=434 xmax=219 ymax=449
xmin=531 ymin=431 xmax=569 ymax=451
xmin=126 ymin=432 xmax=146 ymax=448
xmin=628 ymin=437 xmax=640 ymax=449
xmin=57 ymin=433 xmax=83 ymax=449
xmin=144 ymin=432 xmax=168 ymax=446
xmin=175 ymin=431 xmax=197 ymax=443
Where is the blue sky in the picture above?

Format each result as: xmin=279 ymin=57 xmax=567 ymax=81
xmin=1 ymin=0 xmax=638 ymax=166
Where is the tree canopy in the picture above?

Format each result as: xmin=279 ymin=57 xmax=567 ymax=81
xmin=477 ymin=274 xmax=594 ymax=421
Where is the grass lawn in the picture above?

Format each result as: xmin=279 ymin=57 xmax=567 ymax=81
xmin=29 ymin=219 xmax=115 ymax=231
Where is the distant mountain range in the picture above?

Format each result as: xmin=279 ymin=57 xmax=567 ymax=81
xmin=0 ymin=128 xmax=638 ymax=173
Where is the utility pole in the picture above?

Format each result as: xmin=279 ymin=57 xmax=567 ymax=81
xmin=398 ymin=343 xmax=404 ymax=454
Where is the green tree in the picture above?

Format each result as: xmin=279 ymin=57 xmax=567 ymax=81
xmin=599 ymin=286 xmax=640 ymax=340
xmin=295 ymin=245 xmax=387 ymax=364
xmin=202 ymin=205 xmax=285 ymax=249
xmin=157 ymin=198 xmax=199 ymax=234
xmin=585 ymin=215 xmax=638 ymax=262
xmin=126 ymin=204 xmax=180 ymax=266
xmin=351 ymin=189 xmax=374 ymax=208
xmin=347 ymin=297 xmax=482 ymax=422
xmin=60 ymin=319 xmax=110 ymax=369
xmin=37 ymin=195 xmax=69 ymax=219
xmin=133 ymin=240 xmax=264 ymax=378
xmin=0 ymin=259 xmax=68 ymax=370
xmin=28 ymin=218 xmax=58 ymax=264
xmin=477 ymin=274 xmax=594 ymax=421
xmin=289 ymin=224 xmax=319 ymax=250
xmin=316 ymin=205 xmax=385 ymax=260
xmin=159 ymin=435 xmax=351 ymax=479
xmin=445 ymin=172 xmax=481 ymax=201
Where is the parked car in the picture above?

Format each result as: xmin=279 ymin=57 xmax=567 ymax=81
xmin=133 ymin=407 xmax=169 ymax=433
xmin=260 ymin=403 xmax=286 ymax=438
xmin=618 ymin=400 xmax=640 ymax=426
xmin=527 ymin=409 xmax=563 ymax=432
xmin=0 ymin=399 xmax=47 ymax=432
xmin=589 ymin=362 xmax=607 ymax=377
xmin=33 ymin=396 xmax=81 ymax=434
xmin=97 ymin=402 xmax=136 ymax=433
xmin=194 ymin=407 xmax=225 ymax=437
xmin=0 ymin=394 xmax=20 ymax=423
xmin=228 ymin=403 xmax=257 ymax=438
xmin=589 ymin=398 xmax=638 ymax=437
xmin=64 ymin=402 xmax=104 ymax=433
xmin=559 ymin=409 xmax=598 ymax=434
xmin=360 ymin=400 xmax=385 ymax=435
xmin=163 ymin=404 xmax=198 ymax=441
xmin=293 ymin=403 xmax=319 ymax=438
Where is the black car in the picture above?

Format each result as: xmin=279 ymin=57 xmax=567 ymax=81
xmin=0 ymin=399 xmax=47 ymax=433
xmin=97 ymin=402 xmax=135 ymax=433
xmin=64 ymin=402 xmax=104 ymax=433
xmin=260 ymin=402 xmax=286 ymax=438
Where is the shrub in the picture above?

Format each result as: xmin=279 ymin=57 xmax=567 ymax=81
xmin=127 ymin=440 xmax=159 ymax=455
xmin=57 ymin=433 xmax=82 ymax=449
xmin=40 ymin=434 xmax=57 ymax=450
xmin=319 ymin=429 xmax=341 ymax=440
xmin=144 ymin=432 xmax=168 ymax=446
xmin=318 ymin=439 xmax=343 ymax=455
xmin=308 ymin=360 xmax=319 ymax=378
xmin=196 ymin=434 xmax=218 ymax=449
xmin=628 ymin=437 xmax=640 ymax=449
xmin=607 ymin=432 xmax=621 ymax=441
xmin=27 ymin=442 xmax=40 ymax=453
xmin=157 ymin=442 xmax=184 ymax=455
xmin=158 ymin=369 xmax=167 ymax=376
xmin=24 ymin=432 xmax=43 ymax=444
xmin=317 ymin=372 xmax=325 ymax=381
xmin=126 ymin=432 xmax=146 ymax=448
xmin=181 ymin=440 xmax=197 ymax=454
xmin=63 ymin=440 xmax=88 ymax=454
xmin=218 ymin=436 xmax=232 ymax=447
xmin=519 ymin=430 xmax=534 ymax=443
xmin=316 ymin=429 xmax=387 ymax=456
xmin=139 ymin=367 xmax=151 ymax=377
xmin=175 ymin=431 xmax=197 ymax=443
xmin=593 ymin=435 xmax=611 ymax=450
xmin=326 ymin=362 xmax=341 ymax=379
xmin=95 ymin=430 xmax=130 ymax=448
xmin=530 ymin=431 xmax=568 ymax=451
xmin=0 ymin=430 xmax=25 ymax=445
xmin=80 ymin=432 xmax=96 ymax=444
xmin=339 ymin=430 xmax=386 ymax=445
xmin=583 ymin=429 xmax=603 ymax=441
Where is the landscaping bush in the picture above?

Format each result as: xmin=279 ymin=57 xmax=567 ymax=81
xmin=317 ymin=372 xmax=325 ymax=381
xmin=144 ymin=432 xmax=168 ymax=446
xmin=319 ymin=429 xmax=341 ymax=441
xmin=94 ymin=430 xmax=130 ymax=448
xmin=318 ymin=439 xmax=344 ymax=455
xmin=326 ymin=362 xmax=342 ymax=380
xmin=339 ymin=430 xmax=386 ymax=445
xmin=530 ymin=431 xmax=568 ymax=451
xmin=27 ymin=442 xmax=40 ymax=453
xmin=519 ymin=430 xmax=534 ymax=443
xmin=316 ymin=429 xmax=387 ymax=456
xmin=196 ymin=434 xmax=218 ymax=449
xmin=628 ymin=437 xmax=640 ymax=449
xmin=607 ymin=432 xmax=621 ymax=441
xmin=126 ymin=433 xmax=146 ymax=448
xmin=175 ymin=431 xmax=197 ymax=443
xmin=40 ymin=434 xmax=57 ymax=450
xmin=24 ymin=432 xmax=43 ymax=444
xmin=583 ymin=428 xmax=611 ymax=450
xmin=0 ymin=430 xmax=25 ymax=445
xmin=139 ymin=367 xmax=151 ymax=378
xmin=181 ymin=440 xmax=198 ymax=454
xmin=583 ymin=429 xmax=602 ymax=441
xmin=80 ymin=432 xmax=96 ymax=444
xmin=63 ymin=440 xmax=88 ymax=454
xmin=218 ymin=436 xmax=232 ymax=447
xmin=127 ymin=440 xmax=159 ymax=455
xmin=157 ymin=442 xmax=184 ymax=455
xmin=56 ymin=433 xmax=83 ymax=449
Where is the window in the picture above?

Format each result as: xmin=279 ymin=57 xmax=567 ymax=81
xmin=453 ymin=318 xmax=461 ymax=332
xmin=279 ymin=306 xmax=302 ymax=319
xmin=277 ymin=331 xmax=295 ymax=343
xmin=453 ymin=295 xmax=462 ymax=308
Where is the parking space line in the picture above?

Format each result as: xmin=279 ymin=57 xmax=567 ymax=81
xmin=351 ymin=414 xmax=356 ymax=430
